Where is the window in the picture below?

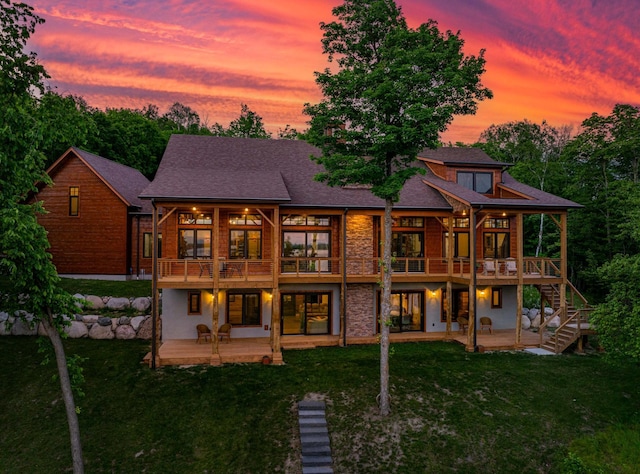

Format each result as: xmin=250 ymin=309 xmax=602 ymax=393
xmin=393 ymin=217 xmax=424 ymax=227
xmin=143 ymin=233 xmax=162 ymax=258
xmin=441 ymin=289 xmax=469 ymax=323
xmin=281 ymin=293 xmax=330 ymax=335
xmin=229 ymin=214 xmax=262 ymax=225
xmin=188 ymin=291 xmax=201 ymax=315
xmin=282 ymin=231 xmax=331 ymax=272
xmin=227 ymin=293 xmax=261 ymax=326
xmin=484 ymin=218 xmax=509 ymax=229
xmin=379 ymin=291 xmax=423 ymax=332
xmin=483 ymin=232 xmax=510 ymax=258
xmin=230 ymin=230 xmax=261 ymax=259
xmin=443 ymin=232 xmax=470 ymax=258
xmin=390 ymin=232 xmax=424 ymax=271
xmin=282 ymin=215 xmax=330 ymax=226
xmin=457 ymin=171 xmax=493 ymax=193
xmin=179 ymin=212 xmax=212 ymax=225
xmin=179 ymin=229 xmax=211 ymax=258
xmin=491 ymin=288 xmax=503 ymax=308
xmin=68 ymin=187 xmax=79 ymax=216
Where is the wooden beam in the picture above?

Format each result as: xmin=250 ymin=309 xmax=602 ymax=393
xmin=157 ymin=207 xmax=176 ymax=226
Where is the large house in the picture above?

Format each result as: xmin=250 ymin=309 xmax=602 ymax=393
xmin=36 ymin=147 xmax=154 ymax=280
xmin=140 ymin=135 xmax=586 ymax=366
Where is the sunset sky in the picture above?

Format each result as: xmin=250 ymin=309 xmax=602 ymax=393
xmin=28 ymin=0 xmax=639 ymax=143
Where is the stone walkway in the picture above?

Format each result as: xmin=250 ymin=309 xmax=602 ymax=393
xmin=298 ymin=400 xmax=333 ymax=474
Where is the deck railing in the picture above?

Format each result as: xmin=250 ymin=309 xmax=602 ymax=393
xmin=157 ymin=256 xmax=565 ymax=282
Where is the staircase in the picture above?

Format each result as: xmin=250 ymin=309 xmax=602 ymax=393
xmin=537 ymin=283 xmax=593 ymax=354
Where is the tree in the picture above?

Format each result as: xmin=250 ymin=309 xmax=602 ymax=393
xmin=0 ymin=1 xmax=84 ymax=471
xmin=161 ymin=101 xmax=203 ymax=133
xmin=303 ymin=0 xmax=491 ymax=415
xmin=213 ymin=103 xmax=272 ymax=138
xmin=477 ymin=120 xmax=571 ymax=257
xmin=277 ymin=124 xmax=300 ymax=140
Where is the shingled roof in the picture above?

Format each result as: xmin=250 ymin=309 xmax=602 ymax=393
xmin=47 ymin=147 xmax=151 ymax=212
xmin=140 ymin=136 xmax=581 ymax=212
xmin=140 ymin=135 xmax=451 ymax=210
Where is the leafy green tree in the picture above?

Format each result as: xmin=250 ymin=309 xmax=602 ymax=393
xmin=213 ymin=103 xmax=272 ymax=138
xmin=303 ymin=0 xmax=491 ymax=415
xmin=0 ymin=1 xmax=83 ymax=471
xmin=161 ymin=101 xmax=203 ymax=134
xmin=477 ymin=120 xmax=571 ymax=257
xmin=277 ymin=124 xmax=299 ymax=140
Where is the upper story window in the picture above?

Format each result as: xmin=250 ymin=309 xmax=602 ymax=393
xmin=392 ymin=217 xmax=424 ymax=228
xmin=282 ymin=215 xmax=330 ymax=226
xmin=143 ymin=233 xmax=162 ymax=258
xmin=179 ymin=229 xmax=211 ymax=258
xmin=444 ymin=217 xmax=470 ymax=228
xmin=229 ymin=214 xmax=261 ymax=226
xmin=68 ymin=186 xmax=79 ymax=216
xmin=457 ymin=171 xmax=493 ymax=194
xmin=484 ymin=218 xmax=509 ymax=229
xmin=179 ymin=212 xmax=212 ymax=225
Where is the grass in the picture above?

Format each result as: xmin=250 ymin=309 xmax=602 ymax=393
xmin=0 ymin=276 xmax=152 ymax=298
xmin=1 ymin=338 xmax=639 ymax=473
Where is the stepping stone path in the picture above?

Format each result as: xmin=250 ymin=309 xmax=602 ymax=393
xmin=298 ymin=400 xmax=333 ymax=474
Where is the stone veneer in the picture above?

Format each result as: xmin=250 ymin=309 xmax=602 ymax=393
xmin=346 ymin=214 xmax=375 ymax=275
xmin=346 ymin=284 xmax=375 ymax=337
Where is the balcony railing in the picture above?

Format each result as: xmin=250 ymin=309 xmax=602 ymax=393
xmin=156 ymin=256 xmax=564 ymax=283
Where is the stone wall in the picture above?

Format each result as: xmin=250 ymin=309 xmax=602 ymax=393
xmin=346 ymin=284 xmax=374 ymax=337
xmin=0 ymin=294 xmax=155 ymax=340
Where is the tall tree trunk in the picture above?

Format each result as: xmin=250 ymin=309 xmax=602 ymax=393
xmin=536 ymin=213 xmax=545 ymax=257
xmin=42 ymin=312 xmax=84 ymax=474
xmin=379 ymin=199 xmax=393 ymax=416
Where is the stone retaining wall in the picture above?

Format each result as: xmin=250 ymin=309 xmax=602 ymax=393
xmin=0 ymin=294 xmax=155 ymax=340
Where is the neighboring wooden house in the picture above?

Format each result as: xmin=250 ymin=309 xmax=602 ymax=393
xmin=140 ymin=135 xmax=587 ymax=366
xmin=36 ymin=147 xmax=153 ymax=280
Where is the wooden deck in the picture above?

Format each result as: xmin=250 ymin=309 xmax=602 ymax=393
xmin=147 ymin=329 xmax=547 ymax=366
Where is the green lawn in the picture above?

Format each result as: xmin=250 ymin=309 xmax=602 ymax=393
xmin=0 ymin=338 xmax=638 ymax=473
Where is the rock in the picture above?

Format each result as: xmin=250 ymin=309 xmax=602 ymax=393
xmin=544 ymin=306 xmax=554 ymax=316
xmin=115 ymin=324 xmax=136 ymax=340
xmin=106 ymin=297 xmax=130 ymax=311
xmin=98 ymin=317 xmax=112 ymax=327
xmin=65 ymin=321 xmax=89 ymax=338
xmin=88 ymin=323 xmax=114 ymax=339
xmin=82 ymin=315 xmax=100 ymax=324
xmin=528 ymin=308 xmax=540 ymax=319
xmin=521 ymin=316 xmax=531 ymax=330
xmin=131 ymin=297 xmax=151 ymax=313
xmin=0 ymin=311 xmax=8 ymax=322
xmin=73 ymin=293 xmax=86 ymax=310
xmin=130 ymin=315 xmax=145 ymax=331
xmin=84 ymin=295 xmax=105 ymax=310
xmin=119 ymin=316 xmax=131 ymax=326
xmin=136 ymin=316 xmax=154 ymax=340
xmin=530 ymin=313 xmax=541 ymax=329
xmin=11 ymin=318 xmax=38 ymax=336
xmin=0 ymin=316 xmax=14 ymax=336
xmin=547 ymin=316 xmax=561 ymax=328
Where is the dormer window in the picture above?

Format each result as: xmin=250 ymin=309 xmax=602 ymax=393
xmin=457 ymin=171 xmax=493 ymax=194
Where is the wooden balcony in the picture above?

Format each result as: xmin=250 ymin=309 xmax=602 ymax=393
xmin=156 ymin=256 xmax=564 ymax=288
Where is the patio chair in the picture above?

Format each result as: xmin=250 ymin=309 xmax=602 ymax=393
xmin=483 ymin=259 xmax=496 ymax=275
xmin=457 ymin=316 xmax=469 ymax=334
xmin=196 ymin=324 xmax=212 ymax=344
xmin=480 ymin=317 xmax=493 ymax=334
xmin=505 ymin=258 xmax=517 ymax=276
xmin=218 ymin=323 xmax=232 ymax=343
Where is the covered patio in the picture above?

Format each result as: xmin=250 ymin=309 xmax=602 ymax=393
xmin=146 ymin=329 xmax=547 ymax=367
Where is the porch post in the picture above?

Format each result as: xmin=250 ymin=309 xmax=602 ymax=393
xmin=211 ymin=207 xmax=221 ymax=365
xmin=271 ymin=207 xmax=283 ymax=363
xmin=560 ymin=213 xmax=568 ymax=321
xmin=515 ymin=212 xmax=524 ymax=347
xmin=446 ymin=215 xmax=454 ymax=336
xmin=151 ymin=200 xmax=159 ymax=368
xmin=340 ymin=209 xmax=347 ymax=346
xmin=467 ymin=206 xmax=477 ymax=352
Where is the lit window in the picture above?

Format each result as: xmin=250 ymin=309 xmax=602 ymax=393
xmin=188 ymin=291 xmax=202 ymax=315
xmin=69 ymin=187 xmax=79 ymax=216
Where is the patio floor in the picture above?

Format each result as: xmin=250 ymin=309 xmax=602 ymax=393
xmin=146 ymin=329 xmax=546 ymax=367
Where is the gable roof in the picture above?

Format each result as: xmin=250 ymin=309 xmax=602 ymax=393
xmin=47 ymin=147 xmax=151 ymax=212
xmin=418 ymin=146 xmax=511 ymax=169
xmin=140 ymin=135 xmax=451 ymax=210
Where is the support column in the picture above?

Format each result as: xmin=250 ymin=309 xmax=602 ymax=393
xmin=560 ymin=213 xmax=568 ymax=322
xmin=151 ymin=201 xmax=160 ymax=368
xmin=211 ymin=207 xmax=221 ymax=365
xmin=467 ymin=207 xmax=477 ymax=352
xmin=446 ymin=216 xmax=454 ymax=336
xmin=515 ymin=212 xmax=524 ymax=348
xmin=271 ymin=207 xmax=283 ymax=364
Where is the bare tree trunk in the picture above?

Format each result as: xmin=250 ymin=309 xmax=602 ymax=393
xmin=379 ymin=199 xmax=393 ymax=416
xmin=42 ymin=312 xmax=84 ymax=474
xmin=536 ymin=213 xmax=545 ymax=257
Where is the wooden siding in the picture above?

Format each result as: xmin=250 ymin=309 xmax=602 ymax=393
xmin=37 ymin=157 xmax=131 ymax=275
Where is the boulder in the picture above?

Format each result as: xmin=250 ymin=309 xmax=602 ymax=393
xmin=106 ymin=297 xmax=130 ymax=311
xmin=136 ymin=316 xmax=154 ymax=340
xmin=98 ymin=317 xmax=112 ymax=327
xmin=11 ymin=318 xmax=38 ymax=336
xmin=131 ymin=297 xmax=151 ymax=313
xmin=521 ymin=316 xmax=531 ymax=330
xmin=528 ymin=308 xmax=540 ymax=320
xmin=530 ymin=313 xmax=541 ymax=329
xmin=544 ymin=306 xmax=554 ymax=316
xmin=115 ymin=324 xmax=137 ymax=340
xmin=0 ymin=315 xmax=13 ymax=336
xmin=130 ymin=315 xmax=146 ymax=331
xmin=0 ymin=311 xmax=9 ymax=322
xmin=547 ymin=315 xmax=561 ymax=328
xmin=84 ymin=295 xmax=105 ymax=310
xmin=88 ymin=323 xmax=114 ymax=340
xmin=65 ymin=321 xmax=89 ymax=338
xmin=119 ymin=316 xmax=131 ymax=326
xmin=82 ymin=315 xmax=100 ymax=324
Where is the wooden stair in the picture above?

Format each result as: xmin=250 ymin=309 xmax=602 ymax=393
xmin=537 ymin=283 xmax=592 ymax=354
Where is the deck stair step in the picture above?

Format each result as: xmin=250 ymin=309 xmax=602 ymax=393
xmin=299 ymin=400 xmax=333 ymax=474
